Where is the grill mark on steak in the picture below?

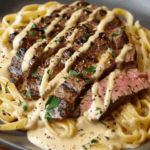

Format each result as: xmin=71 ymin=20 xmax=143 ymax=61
xmin=80 ymin=69 xmax=150 ymax=120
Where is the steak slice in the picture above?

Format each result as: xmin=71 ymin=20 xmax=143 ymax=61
xmin=80 ymin=69 xmax=150 ymax=120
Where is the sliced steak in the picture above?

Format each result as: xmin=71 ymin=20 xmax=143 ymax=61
xmin=46 ymin=26 xmax=136 ymax=121
xmin=80 ymin=69 xmax=150 ymax=120
xmin=8 ymin=2 xmax=90 ymax=86
xmin=20 ymin=9 xmax=108 ymax=100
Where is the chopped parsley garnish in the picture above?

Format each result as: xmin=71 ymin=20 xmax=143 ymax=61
xmin=97 ymin=120 xmax=106 ymax=125
xmin=76 ymin=56 xmax=79 ymax=59
xmin=83 ymin=66 xmax=96 ymax=73
xmin=69 ymin=70 xmax=78 ymax=77
xmin=0 ymin=87 xmax=1 ymax=90
xmin=96 ymin=107 xmax=103 ymax=114
xmin=20 ymin=26 xmax=23 ymax=29
xmin=111 ymin=129 xmax=115 ymax=132
xmin=112 ymin=30 xmax=124 ymax=37
xmin=2 ymin=110 xmax=5 ymax=113
xmin=27 ymin=31 xmax=36 ymax=37
xmin=84 ymin=6 xmax=89 ymax=9
xmin=39 ymin=76 xmax=43 ymax=81
xmin=112 ymin=52 xmax=117 ymax=57
xmin=64 ymin=77 xmax=67 ymax=80
xmin=112 ymin=33 xmax=119 ymax=37
xmin=16 ymin=51 xmax=19 ymax=56
xmin=42 ymin=35 xmax=46 ymax=40
xmin=84 ymin=33 xmax=90 ymax=37
xmin=39 ymin=50 xmax=42 ymax=53
xmin=31 ymin=24 xmax=36 ymax=29
xmin=91 ymin=139 xmax=98 ymax=144
xmin=138 ymin=26 xmax=142 ymax=29
xmin=45 ymin=95 xmax=60 ymax=110
xmin=85 ymin=79 xmax=91 ymax=82
xmin=18 ymin=100 xmax=22 ymax=106
xmin=45 ymin=95 xmax=60 ymax=122
xmin=55 ymin=37 xmax=63 ymax=43
xmin=120 ymin=29 xmax=124 ymax=34
xmin=45 ymin=111 xmax=52 ymax=122
xmin=32 ymin=70 xmax=37 ymax=76
xmin=49 ymin=14 xmax=52 ymax=17
xmin=82 ymin=145 xmax=87 ymax=150
xmin=109 ymin=48 xmax=113 ymax=50
xmin=47 ymin=69 xmax=50 ymax=74
xmin=5 ymin=82 xmax=8 ymax=93
xmin=26 ymin=90 xmax=31 ymax=98
xmin=30 ymin=33 xmax=36 ymax=37
xmin=39 ymin=116 xmax=42 ymax=121
xmin=23 ymin=104 xmax=28 ymax=111
xmin=105 ymin=136 xmax=110 ymax=140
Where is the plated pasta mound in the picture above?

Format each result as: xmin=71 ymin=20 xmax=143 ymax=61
xmin=1 ymin=1 xmax=150 ymax=150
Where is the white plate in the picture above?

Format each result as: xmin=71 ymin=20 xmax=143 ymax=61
xmin=0 ymin=0 xmax=150 ymax=149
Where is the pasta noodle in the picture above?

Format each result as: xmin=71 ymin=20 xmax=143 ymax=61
xmin=0 ymin=1 xmax=150 ymax=150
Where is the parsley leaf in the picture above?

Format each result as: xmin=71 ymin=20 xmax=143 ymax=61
xmin=111 ymin=129 xmax=115 ymax=132
xmin=82 ymin=145 xmax=87 ymax=150
xmin=45 ymin=95 xmax=60 ymax=122
xmin=47 ymin=69 xmax=50 ymax=74
xmin=138 ymin=26 xmax=142 ymax=29
xmin=0 ymin=87 xmax=1 ymax=90
xmin=85 ymin=79 xmax=91 ymax=82
xmin=84 ymin=33 xmax=90 ymax=37
xmin=18 ymin=100 xmax=22 ymax=106
xmin=112 ymin=30 xmax=124 ymax=37
xmin=83 ymin=66 xmax=96 ymax=73
xmin=39 ymin=116 xmax=42 ymax=121
xmin=105 ymin=136 xmax=110 ymax=140
xmin=97 ymin=120 xmax=106 ymax=125
xmin=23 ymin=104 xmax=28 ymax=111
xmin=39 ymin=50 xmax=42 ymax=53
xmin=49 ymin=14 xmax=52 ymax=17
xmin=26 ymin=90 xmax=31 ymax=98
xmin=96 ymin=107 xmax=103 ymax=114
xmin=27 ymin=31 xmax=36 ymax=37
xmin=91 ymin=139 xmax=98 ymax=143
xmin=109 ymin=48 xmax=113 ymax=50
xmin=45 ymin=95 xmax=60 ymax=110
xmin=32 ymin=70 xmax=37 ymax=76
xmin=84 ymin=6 xmax=89 ymax=9
xmin=120 ymin=29 xmax=124 ymax=34
xmin=42 ymin=35 xmax=46 ymax=40
xmin=64 ymin=77 xmax=67 ymax=80
xmin=69 ymin=70 xmax=78 ymax=77
xmin=31 ymin=24 xmax=36 ymax=29
xmin=5 ymin=82 xmax=8 ymax=93
xmin=55 ymin=37 xmax=63 ymax=43
xmin=112 ymin=33 xmax=119 ymax=37
xmin=20 ymin=26 xmax=23 ymax=29
xmin=45 ymin=111 xmax=52 ymax=122
xmin=39 ymin=76 xmax=43 ymax=81
xmin=16 ymin=51 xmax=19 ymax=56
xmin=112 ymin=52 xmax=117 ymax=57
xmin=2 ymin=110 xmax=5 ymax=113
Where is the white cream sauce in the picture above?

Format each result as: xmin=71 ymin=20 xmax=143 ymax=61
xmin=0 ymin=2 xmax=137 ymax=150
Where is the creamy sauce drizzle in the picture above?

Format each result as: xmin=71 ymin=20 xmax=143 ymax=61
xmin=0 ymin=2 xmax=138 ymax=150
